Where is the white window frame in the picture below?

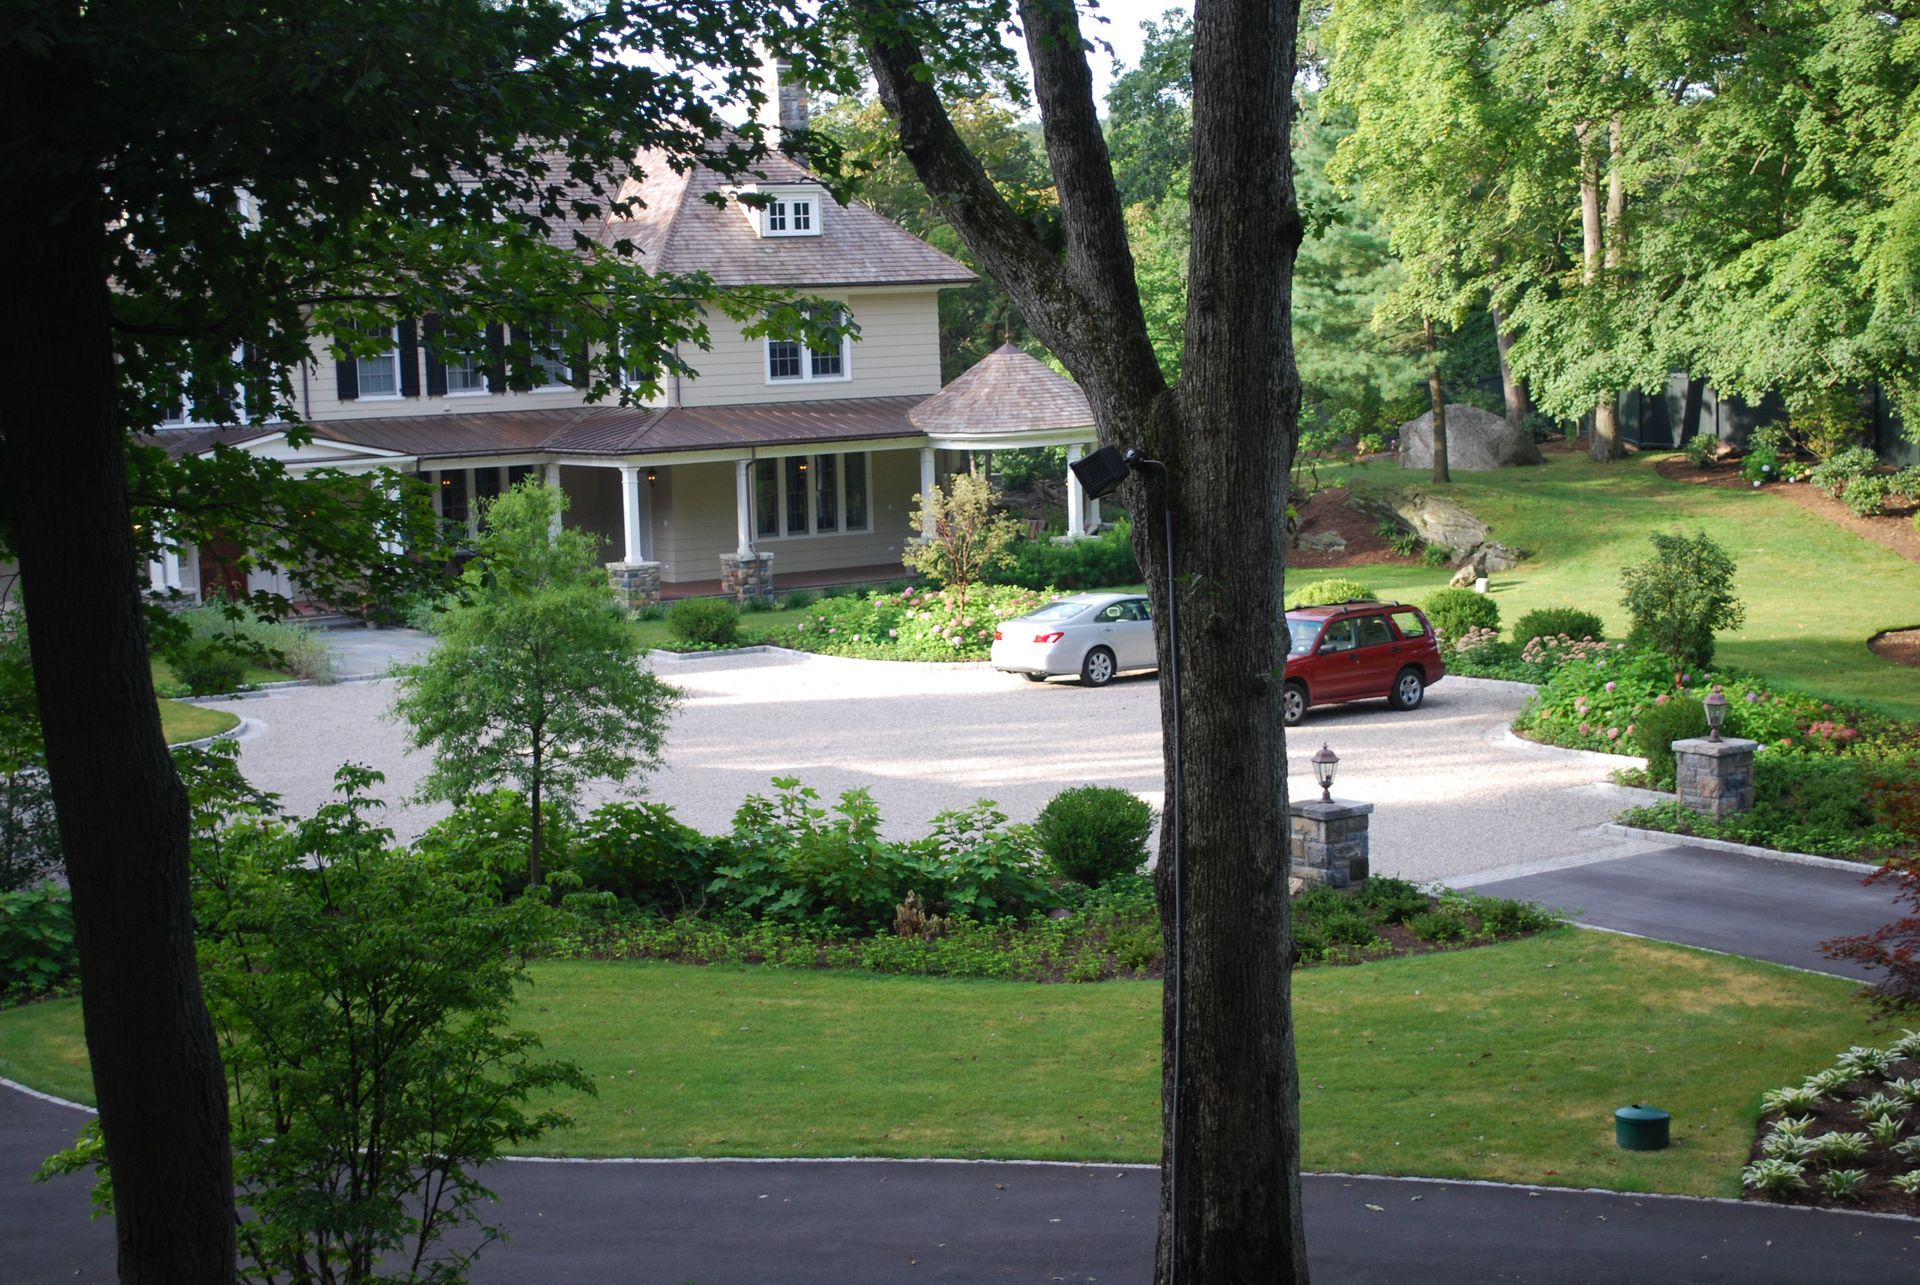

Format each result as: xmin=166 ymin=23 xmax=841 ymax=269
xmin=444 ymin=350 xmax=490 ymax=396
xmin=531 ymin=321 xmax=572 ymax=391
xmin=757 ymin=186 xmax=822 ymax=239
xmin=763 ymin=310 xmax=851 ymax=386
xmin=751 ymin=451 xmax=871 ymax=540
xmin=356 ymin=326 xmax=404 ymax=400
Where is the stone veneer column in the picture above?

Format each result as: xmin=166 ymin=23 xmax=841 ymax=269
xmin=1288 ymin=798 xmax=1373 ymax=888
xmin=1672 ymin=736 xmax=1758 ymax=818
xmin=719 ymin=552 xmax=775 ymax=604
xmin=605 ymin=561 xmax=662 ymax=610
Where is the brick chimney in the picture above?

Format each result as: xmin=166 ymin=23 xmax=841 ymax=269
xmin=754 ymin=45 xmax=809 ymax=154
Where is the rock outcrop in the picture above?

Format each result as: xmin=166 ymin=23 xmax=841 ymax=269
xmin=1345 ymin=487 xmax=1527 ymax=573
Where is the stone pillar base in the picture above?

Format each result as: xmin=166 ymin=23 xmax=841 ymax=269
xmin=1673 ymin=736 xmax=1757 ymax=818
xmin=1289 ymin=798 xmax=1373 ymax=889
xmin=720 ymin=552 xmax=775 ymax=604
xmin=606 ymin=561 xmax=662 ymax=610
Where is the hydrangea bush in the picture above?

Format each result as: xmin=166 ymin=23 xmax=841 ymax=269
xmin=775 ymin=583 xmax=1048 ymax=662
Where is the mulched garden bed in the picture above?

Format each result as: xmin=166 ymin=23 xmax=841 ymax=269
xmin=1654 ymin=454 xmax=1920 ymax=566
xmin=1742 ymin=1048 xmax=1920 ymax=1219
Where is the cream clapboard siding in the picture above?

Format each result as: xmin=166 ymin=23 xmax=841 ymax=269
xmin=299 ymin=336 xmax=662 ymax=422
xmin=651 ymin=449 xmax=919 ymax=584
xmin=677 ymin=290 xmax=941 ymax=407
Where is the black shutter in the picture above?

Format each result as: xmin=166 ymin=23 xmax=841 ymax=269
xmin=571 ymin=334 xmax=591 ymax=389
xmin=398 ymin=318 xmax=421 ymax=398
xmin=422 ymin=315 xmax=447 ymax=398
xmin=335 ymin=336 xmax=359 ymax=402
xmin=486 ymin=323 xmax=507 ymax=394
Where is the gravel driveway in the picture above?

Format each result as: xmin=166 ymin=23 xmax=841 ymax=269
xmin=205 ymin=653 xmax=1636 ymax=883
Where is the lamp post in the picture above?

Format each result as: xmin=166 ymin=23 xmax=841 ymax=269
xmin=1703 ymin=684 xmax=1728 ymax=743
xmin=1311 ymin=743 xmax=1339 ymax=802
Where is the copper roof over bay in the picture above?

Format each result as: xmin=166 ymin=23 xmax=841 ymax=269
xmin=907 ymin=344 xmax=1094 ymax=436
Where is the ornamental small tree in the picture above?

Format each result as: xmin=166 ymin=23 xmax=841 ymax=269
xmin=393 ymin=482 xmax=677 ymax=887
xmin=901 ymin=471 xmax=1022 ymax=614
xmin=1618 ymin=530 xmax=1746 ymax=671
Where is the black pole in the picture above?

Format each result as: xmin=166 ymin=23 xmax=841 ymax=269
xmin=1162 ymin=501 xmax=1183 ymax=1284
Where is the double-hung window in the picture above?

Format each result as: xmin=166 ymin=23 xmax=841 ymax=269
xmin=357 ymin=326 xmax=403 ymax=398
xmin=753 ymin=452 xmax=871 ymax=538
xmin=765 ymin=307 xmax=849 ymax=385
xmin=531 ymin=321 xmax=571 ymax=389
xmin=759 ymin=188 xmax=820 ymax=238
xmin=445 ymin=351 xmax=488 ymax=394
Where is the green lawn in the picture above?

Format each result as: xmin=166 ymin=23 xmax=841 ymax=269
xmin=0 ymin=931 xmax=1876 ymax=1196
xmin=1314 ymin=452 xmax=1920 ymax=718
xmin=158 ymin=698 xmax=239 ymax=745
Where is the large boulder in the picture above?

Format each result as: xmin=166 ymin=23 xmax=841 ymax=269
xmin=1345 ymin=487 xmax=1529 ymax=571
xmin=1399 ymin=403 xmax=1543 ymax=470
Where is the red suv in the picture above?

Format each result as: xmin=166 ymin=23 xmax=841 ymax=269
xmin=1283 ymin=600 xmax=1446 ymax=725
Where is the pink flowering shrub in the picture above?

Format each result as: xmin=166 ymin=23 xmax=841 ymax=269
xmin=773 ymin=583 xmax=1047 ymax=662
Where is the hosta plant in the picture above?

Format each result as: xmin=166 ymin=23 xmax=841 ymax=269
xmin=1857 ymin=1093 xmax=1903 ymax=1120
xmin=1742 ymin=1158 xmax=1807 ymax=1194
xmin=1868 ymin=1115 xmax=1906 ymax=1148
xmin=1892 ymin=1031 xmax=1920 ymax=1059
xmin=1818 ymin=1168 xmax=1870 ymax=1199
xmin=1761 ymin=1131 xmax=1818 ymax=1161
xmin=1768 ymin=1114 xmax=1816 ymax=1139
xmin=1892 ymin=1137 xmax=1920 ymax=1163
xmin=1815 ymin=1131 xmax=1871 ymax=1163
xmin=1761 ymin=1086 xmax=1823 ymax=1115
xmin=1891 ymin=1171 xmax=1920 ymax=1197
xmin=1804 ymin=1067 xmax=1855 ymax=1096
xmin=1838 ymin=1045 xmax=1898 ymax=1078
xmin=1890 ymin=1078 xmax=1920 ymax=1108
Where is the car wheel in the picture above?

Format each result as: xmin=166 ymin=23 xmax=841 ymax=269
xmin=1388 ymin=666 xmax=1425 ymax=711
xmin=1283 ymin=681 xmax=1307 ymax=726
xmin=1023 ymin=672 xmax=1048 ymax=683
xmin=1080 ymin=647 xmax=1116 ymax=687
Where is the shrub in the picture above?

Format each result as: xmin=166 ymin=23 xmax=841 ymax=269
xmin=1421 ymin=587 xmax=1500 ymax=651
xmin=1512 ymin=608 xmax=1605 ymax=647
xmin=780 ymin=589 xmax=819 ymax=611
xmin=1408 ymin=909 xmax=1472 ymax=942
xmin=172 ymin=600 xmax=336 ymax=682
xmin=571 ymin=800 xmax=719 ymax=915
xmin=1684 ymin=431 xmax=1720 ymax=468
xmin=991 ymin=521 xmax=1139 ymax=591
xmin=714 ymin=778 xmax=918 ymax=931
xmin=1787 ymin=386 xmax=1863 ymax=461
xmin=1630 ymin=695 xmax=1708 ymax=788
xmin=667 ymin=596 xmax=740 ymax=646
xmin=903 ymin=472 xmax=1023 ymax=612
xmin=1352 ymin=876 xmax=1429 ymax=924
xmin=0 ymin=881 xmax=79 ymax=999
xmin=917 ymin=800 xmax=1053 ymax=920
xmin=1468 ymin=894 xmax=1562 ymax=936
xmin=1285 ymin=578 xmax=1374 ymax=609
xmin=1034 ymin=785 xmax=1155 ymax=887
xmin=1619 ymin=530 xmax=1745 ymax=671
xmin=1808 ymin=446 xmax=1881 ymax=498
xmin=168 ymin=639 xmax=250 ymax=696
xmin=414 ymin=788 xmax=569 ymax=901
xmin=1523 ymin=411 xmax=1562 ymax=444
xmin=633 ymin=602 xmax=667 ymax=622
xmin=1843 ymin=474 xmax=1893 ymax=517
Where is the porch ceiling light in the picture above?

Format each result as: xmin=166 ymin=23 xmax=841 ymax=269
xmin=646 ymin=468 xmax=658 ymax=485
xmin=1703 ymin=685 xmax=1728 ymax=742
xmin=1311 ymin=743 xmax=1339 ymax=802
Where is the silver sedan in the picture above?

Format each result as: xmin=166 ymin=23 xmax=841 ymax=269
xmin=989 ymin=592 xmax=1156 ymax=686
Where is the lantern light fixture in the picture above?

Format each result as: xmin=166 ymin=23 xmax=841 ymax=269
xmin=1311 ymin=743 xmax=1339 ymax=802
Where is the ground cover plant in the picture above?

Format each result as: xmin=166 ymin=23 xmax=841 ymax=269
xmin=0 ymin=933 xmax=1880 ymax=1197
xmin=1318 ymin=452 xmax=1920 ymax=719
xmin=1740 ymin=1031 xmax=1920 ymax=1216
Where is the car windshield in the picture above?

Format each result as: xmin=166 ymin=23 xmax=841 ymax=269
xmin=1286 ymin=617 xmax=1322 ymax=655
xmin=1027 ymin=600 xmax=1092 ymax=623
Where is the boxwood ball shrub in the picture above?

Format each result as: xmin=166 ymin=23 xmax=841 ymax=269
xmin=1421 ymin=588 xmax=1500 ymax=651
xmin=1512 ymin=607 xmax=1605 ymax=647
xmin=1630 ymin=695 xmax=1709 ymax=788
xmin=667 ymin=596 xmax=739 ymax=646
xmin=1285 ymin=578 xmax=1374 ymax=609
xmin=1034 ymin=785 xmax=1154 ymax=887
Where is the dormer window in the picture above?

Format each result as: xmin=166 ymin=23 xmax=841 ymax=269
xmin=750 ymin=186 xmax=822 ymax=238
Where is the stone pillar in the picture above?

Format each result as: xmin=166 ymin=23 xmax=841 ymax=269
xmin=1289 ymin=798 xmax=1373 ymax=889
xmin=1673 ymin=736 xmax=1758 ymax=818
xmin=917 ymin=446 xmax=937 ymax=541
xmin=605 ymin=560 xmax=662 ymax=609
xmin=1065 ymin=443 xmax=1087 ymax=538
xmin=734 ymin=459 xmax=755 ymax=557
xmin=544 ymin=463 xmax=563 ymax=538
xmin=720 ymin=551 xmax=775 ymax=604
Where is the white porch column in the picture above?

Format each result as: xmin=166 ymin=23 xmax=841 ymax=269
xmin=147 ymin=559 xmax=167 ymax=594
xmin=918 ymin=446 xmax=938 ymax=541
xmin=161 ymin=546 xmax=181 ymax=589
xmin=1065 ymin=444 xmax=1087 ymax=538
xmin=544 ymin=463 xmax=563 ymax=538
xmin=734 ymin=459 xmax=754 ymax=557
xmin=619 ymin=465 xmax=644 ymax=564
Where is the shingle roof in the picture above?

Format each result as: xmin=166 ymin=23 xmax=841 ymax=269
xmin=907 ymin=344 xmax=1093 ymax=436
xmin=605 ymin=139 xmax=974 ymax=288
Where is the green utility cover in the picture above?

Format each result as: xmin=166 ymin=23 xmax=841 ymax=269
xmin=1614 ymin=1103 xmax=1671 ymax=1151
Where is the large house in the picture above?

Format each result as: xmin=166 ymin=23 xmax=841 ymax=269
xmin=147 ymin=64 xmax=1103 ymax=607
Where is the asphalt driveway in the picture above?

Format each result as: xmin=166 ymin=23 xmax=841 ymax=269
xmin=207 ymin=656 xmax=1632 ymax=883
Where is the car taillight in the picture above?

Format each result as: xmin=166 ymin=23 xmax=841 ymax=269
xmin=1034 ymin=631 xmax=1064 ymax=644
xmin=993 ymin=629 xmax=1003 ymax=641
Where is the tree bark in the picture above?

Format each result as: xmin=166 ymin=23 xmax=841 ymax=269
xmin=0 ymin=35 xmax=238 ymax=1284
xmin=1489 ymin=306 xmax=1534 ymax=432
xmin=1578 ymin=120 xmax=1623 ymax=462
xmin=860 ymin=1 xmax=1308 ymax=1279
xmin=1425 ymin=318 xmax=1452 ymax=484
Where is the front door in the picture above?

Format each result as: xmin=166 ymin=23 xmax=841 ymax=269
xmin=198 ymin=540 xmax=248 ymax=602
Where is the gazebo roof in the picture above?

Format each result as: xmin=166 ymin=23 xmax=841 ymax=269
xmin=908 ymin=343 xmax=1093 ymax=438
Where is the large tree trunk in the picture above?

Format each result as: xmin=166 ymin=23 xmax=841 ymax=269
xmin=1578 ymin=121 xmax=1623 ymax=462
xmin=1490 ymin=306 xmax=1534 ymax=431
xmin=1425 ymin=318 xmax=1452 ymax=484
xmin=0 ymin=38 xmax=237 ymax=1283
xmin=860 ymin=1 xmax=1308 ymax=1279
